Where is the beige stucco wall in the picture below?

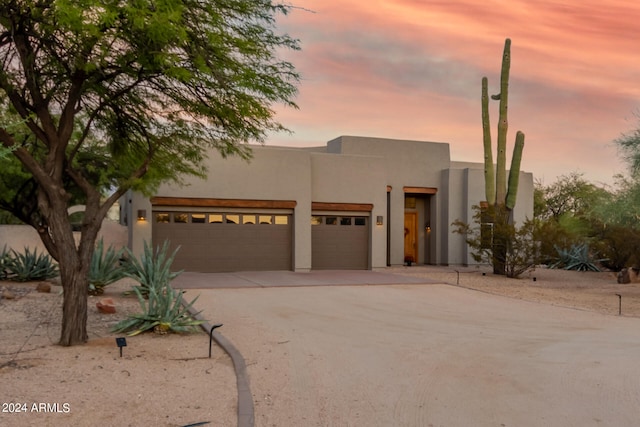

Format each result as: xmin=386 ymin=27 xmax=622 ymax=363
xmin=310 ymin=152 xmax=387 ymax=268
xmin=125 ymin=135 xmax=535 ymax=271
xmin=445 ymin=162 xmax=535 ymax=266
xmin=328 ymin=136 xmax=451 ymax=266
xmin=0 ymin=221 xmax=127 ymax=256
xmin=128 ymin=146 xmax=314 ymax=270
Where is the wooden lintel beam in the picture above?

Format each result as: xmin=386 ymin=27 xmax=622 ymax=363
xmin=150 ymin=197 xmax=297 ymax=209
xmin=312 ymin=202 xmax=373 ymax=212
xmin=403 ymin=186 xmax=438 ymax=194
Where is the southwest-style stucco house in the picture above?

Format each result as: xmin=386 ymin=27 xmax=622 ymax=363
xmin=122 ymin=135 xmax=534 ymax=272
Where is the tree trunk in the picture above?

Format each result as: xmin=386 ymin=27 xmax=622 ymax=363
xmin=59 ymin=263 xmax=89 ymax=345
xmin=492 ymin=237 xmax=507 ymax=275
xmin=43 ymin=196 xmax=101 ymax=346
xmin=491 ymin=204 xmax=511 ymax=276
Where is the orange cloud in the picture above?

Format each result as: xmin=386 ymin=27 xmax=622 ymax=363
xmin=269 ymin=0 xmax=640 ymax=184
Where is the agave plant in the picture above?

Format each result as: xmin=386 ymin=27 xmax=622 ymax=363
xmin=7 ymin=247 xmax=59 ymax=282
xmin=122 ymin=240 xmax=182 ymax=297
xmin=112 ymin=240 xmax=202 ymax=335
xmin=111 ymin=279 xmax=203 ymax=336
xmin=88 ymin=239 xmax=126 ymax=295
xmin=0 ymin=245 xmax=12 ymax=280
xmin=549 ymin=243 xmax=604 ymax=272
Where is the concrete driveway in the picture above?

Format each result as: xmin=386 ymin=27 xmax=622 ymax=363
xmin=185 ymin=276 xmax=640 ymax=426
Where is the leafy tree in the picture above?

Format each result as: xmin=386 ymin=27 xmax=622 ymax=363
xmin=0 ymin=0 xmax=299 ymax=345
xmin=615 ymin=116 xmax=640 ymax=177
xmin=536 ymin=172 xmax=607 ymax=222
xmin=533 ymin=172 xmax=613 ymax=262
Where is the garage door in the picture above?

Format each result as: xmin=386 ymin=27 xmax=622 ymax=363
xmin=312 ymin=215 xmax=369 ymax=270
xmin=152 ymin=211 xmax=292 ymax=272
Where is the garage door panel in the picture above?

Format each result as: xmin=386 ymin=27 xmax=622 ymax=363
xmin=153 ymin=211 xmax=292 ymax=272
xmin=312 ymin=215 xmax=369 ymax=270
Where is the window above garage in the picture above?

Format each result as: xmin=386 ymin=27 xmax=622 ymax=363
xmin=154 ymin=211 xmax=289 ymax=225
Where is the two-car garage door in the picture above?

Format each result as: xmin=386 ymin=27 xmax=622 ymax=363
xmin=150 ymin=198 xmax=371 ymax=272
xmin=152 ymin=210 xmax=292 ymax=273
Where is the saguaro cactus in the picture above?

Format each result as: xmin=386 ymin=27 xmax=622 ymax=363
xmin=482 ymin=38 xmax=525 ymax=211
xmin=481 ymin=38 xmax=526 ymax=275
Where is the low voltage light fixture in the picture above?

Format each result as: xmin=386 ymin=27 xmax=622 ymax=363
xmin=376 ymin=216 xmax=383 ymax=226
xmin=115 ymin=337 xmax=127 ymax=357
xmin=137 ymin=209 xmax=147 ymax=221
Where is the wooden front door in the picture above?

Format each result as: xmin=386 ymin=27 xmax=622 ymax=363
xmin=404 ymin=212 xmax=418 ymax=264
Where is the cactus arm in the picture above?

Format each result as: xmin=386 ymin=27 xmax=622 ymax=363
xmin=495 ymin=38 xmax=511 ymax=207
xmin=505 ymin=131 xmax=525 ymax=210
xmin=481 ymin=77 xmax=495 ymax=205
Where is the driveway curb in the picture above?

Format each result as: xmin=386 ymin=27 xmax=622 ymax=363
xmin=186 ymin=305 xmax=254 ymax=427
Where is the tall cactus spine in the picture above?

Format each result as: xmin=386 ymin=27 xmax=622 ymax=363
xmin=506 ymin=131 xmax=525 ymax=209
xmin=495 ymin=38 xmax=511 ymax=207
xmin=481 ymin=38 xmax=524 ymax=211
xmin=481 ymin=77 xmax=495 ymax=205
xmin=481 ymin=38 xmax=526 ymax=276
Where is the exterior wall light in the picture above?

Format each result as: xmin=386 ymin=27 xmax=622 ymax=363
xmin=376 ymin=216 xmax=384 ymax=226
xmin=137 ymin=209 xmax=147 ymax=221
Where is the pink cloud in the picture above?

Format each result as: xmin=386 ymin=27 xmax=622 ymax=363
xmin=268 ymin=0 xmax=640 ymax=185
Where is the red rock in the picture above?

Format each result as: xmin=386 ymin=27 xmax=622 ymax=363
xmin=36 ymin=282 xmax=51 ymax=293
xmin=96 ymin=298 xmax=116 ymax=314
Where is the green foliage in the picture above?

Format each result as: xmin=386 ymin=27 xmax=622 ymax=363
xmin=591 ymin=223 xmax=640 ymax=271
xmin=0 ymin=245 xmax=11 ymax=279
xmin=549 ymin=244 xmax=604 ymax=272
xmin=0 ymin=146 xmax=13 ymax=158
xmin=0 ymin=211 xmax=23 ymax=224
xmin=0 ymin=0 xmax=299 ymax=345
xmin=590 ymin=175 xmax=640 ymax=230
xmin=113 ymin=240 xmax=202 ymax=336
xmin=533 ymin=219 xmax=582 ymax=265
xmin=6 ymin=247 xmax=59 ymax=282
xmin=88 ymin=239 xmax=125 ymax=295
xmin=111 ymin=280 xmax=203 ymax=336
xmin=452 ymin=206 xmax=540 ymax=278
xmin=533 ymin=172 xmax=618 ymax=267
xmin=122 ymin=240 xmax=182 ymax=298
xmin=481 ymin=38 xmax=525 ymax=209
xmin=480 ymin=38 xmax=526 ymax=275
xmin=615 ymin=115 xmax=640 ymax=176
xmin=0 ymin=0 xmax=301 ymax=200
xmin=536 ymin=172 xmax=608 ymax=222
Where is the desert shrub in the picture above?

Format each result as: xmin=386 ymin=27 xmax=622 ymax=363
xmin=534 ymin=219 xmax=584 ymax=265
xmin=452 ymin=207 xmax=541 ymax=278
xmin=88 ymin=238 xmax=125 ymax=295
xmin=590 ymin=224 xmax=640 ymax=271
xmin=7 ymin=247 xmax=58 ymax=281
xmin=122 ymin=240 xmax=182 ymax=298
xmin=0 ymin=211 xmax=23 ymax=224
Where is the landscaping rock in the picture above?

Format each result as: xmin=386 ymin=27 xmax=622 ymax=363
xmin=2 ymin=290 xmax=15 ymax=300
xmin=36 ymin=282 xmax=51 ymax=293
xmin=96 ymin=298 xmax=116 ymax=314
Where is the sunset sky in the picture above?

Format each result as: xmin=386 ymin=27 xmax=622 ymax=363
xmin=266 ymin=0 xmax=640 ymax=186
